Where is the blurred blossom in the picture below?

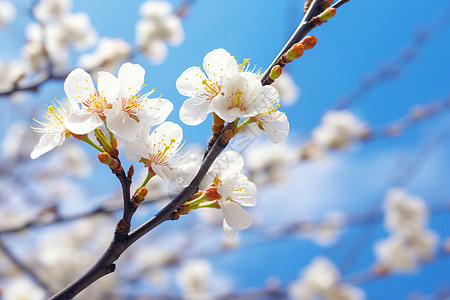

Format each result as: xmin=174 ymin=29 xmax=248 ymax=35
xmin=133 ymin=247 xmax=175 ymax=287
xmin=57 ymin=142 xmax=93 ymax=178
xmin=0 ymin=1 xmax=16 ymax=29
xmin=288 ymin=256 xmax=365 ymax=300
xmin=2 ymin=121 xmax=39 ymax=160
xmin=0 ymin=61 xmax=26 ymax=93
xmin=33 ymin=0 xmax=71 ymax=23
xmin=298 ymin=212 xmax=346 ymax=246
xmin=383 ymin=188 xmax=427 ymax=237
xmin=176 ymin=259 xmax=214 ymax=300
xmin=28 ymin=0 xmax=97 ymax=72
xmin=136 ymin=1 xmax=184 ymax=64
xmin=312 ymin=110 xmax=364 ymax=149
xmin=245 ymin=141 xmax=297 ymax=185
xmin=22 ymin=42 xmax=47 ymax=72
xmin=2 ymin=277 xmax=46 ymax=300
xmin=375 ymin=188 xmax=439 ymax=272
xmin=78 ymin=38 xmax=132 ymax=73
xmin=271 ymin=71 xmax=301 ymax=106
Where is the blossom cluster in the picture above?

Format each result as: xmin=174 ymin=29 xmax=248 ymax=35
xmin=375 ymin=188 xmax=439 ymax=272
xmin=288 ymin=256 xmax=365 ymax=300
xmin=30 ymin=47 xmax=289 ymax=236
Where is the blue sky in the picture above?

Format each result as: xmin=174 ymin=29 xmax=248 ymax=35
xmin=1 ymin=0 xmax=450 ymax=299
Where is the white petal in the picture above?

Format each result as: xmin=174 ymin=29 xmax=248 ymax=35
xmin=176 ymin=66 xmax=206 ymax=97
xmin=64 ymin=110 xmax=103 ymax=135
xmin=97 ymin=71 xmax=120 ymax=103
xmin=118 ymin=62 xmax=145 ymax=98
xmin=140 ymin=98 xmax=174 ymax=126
xmin=30 ymin=133 xmax=65 ymax=159
xmin=203 ymin=49 xmax=238 ymax=83
xmin=64 ymin=68 xmax=95 ymax=103
xmin=260 ymin=111 xmax=289 ymax=143
xmin=219 ymin=174 xmax=257 ymax=206
xmin=211 ymin=95 xmax=237 ymax=122
xmin=106 ymin=109 xmax=141 ymax=141
xmin=221 ymin=201 xmax=252 ymax=230
xmin=149 ymin=121 xmax=183 ymax=154
xmin=179 ymin=97 xmax=212 ymax=125
xmin=223 ymin=220 xmax=236 ymax=239
xmin=212 ymin=151 xmax=244 ymax=179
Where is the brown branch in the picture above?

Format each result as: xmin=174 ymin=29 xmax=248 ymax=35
xmin=260 ymin=0 xmax=350 ymax=85
xmin=49 ymin=134 xmax=230 ymax=299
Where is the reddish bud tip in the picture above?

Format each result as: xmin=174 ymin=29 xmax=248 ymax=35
xmin=98 ymin=152 xmax=113 ymax=165
xmin=319 ymin=7 xmax=336 ymax=22
xmin=301 ymin=35 xmax=318 ymax=50
xmin=269 ymin=65 xmax=282 ymax=81
xmin=286 ymin=43 xmax=304 ymax=61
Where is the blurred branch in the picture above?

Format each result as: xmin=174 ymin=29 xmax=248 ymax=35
xmin=333 ymin=2 xmax=450 ymax=109
xmin=0 ymin=238 xmax=53 ymax=296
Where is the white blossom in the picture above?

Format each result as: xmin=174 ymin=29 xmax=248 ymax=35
xmin=126 ymin=121 xmax=200 ymax=186
xmin=2 ymin=121 xmax=39 ymax=159
xmin=63 ymin=67 xmax=119 ymax=135
xmin=2 ymin=277 xmax=46 ymax=300
xmin=105 ymin=62 xmax=173 ymax=141
xmin=0 ymin=60 xmax=26 ymax=93
xmin=0 ymin=1 xmax=16 ymax=29
xmin=33 ymin=0 xmax=71 ymax=23
xmin=200 ymin=151 xmax=257 ymax=238
xmin=375 ymin=188 xmax=439 ymax=272
xmin=176 ymin=48 xmax=238 ymax=125
xmin=78 ymin=38 xmax=132 ymax=73
xmin=312 ymin=110 xmax=363 ymax=149
xmin=136 ymin=1 xmax=184 ymax=64
xmin=245 ymin=141 xmax=297 ymax=185
xmin=288 ymin=256 xmax=365 ymax=300
xmin=30 ymin=101 xmax=74 ymax=159
xmin=176 ymin=259 xmax=214 ymax=300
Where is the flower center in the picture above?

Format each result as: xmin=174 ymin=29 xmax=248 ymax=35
xmin=82 ymin=91 xmax=108 ymax=117
xmin=201 ymin=79 xmax=221 ymax=100
xmin=31 ymin=102 xmax=68 ymax=134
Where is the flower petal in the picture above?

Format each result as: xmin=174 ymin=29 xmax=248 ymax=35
xmin=118 ymin=62 xmax=145 ymax=99
xmin=260 ymin=111 xmax=289 ymax=143
xmin=140 ymin=97 xmax=174 ymax=126
xmin=106 ymin=108 xmax=141 ymax=141
xmin=203 ymin=48 xmax=238 ymax=83
xmin=64 ymin=68 xmax=95 ymax=103
xmin=179 ymin=97 xmax=212 ymax=125
xmin=212 ymin=151 xmax=244 ymax=179
xmin=30 ymin=133 xmax=65 ymax=159
xmin=97 ymin=71 xmax=120 ymax=103
xmin=176 ymin=66 xmax=207 ymax=97
xmin=221 ymin=200 xmax=252 ymax=230
xmin=64 ymin=110 xmax=103 ymax=135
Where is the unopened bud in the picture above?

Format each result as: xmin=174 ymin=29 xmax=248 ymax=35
xmin=301 ymin=35 xmax=317 ymax=50
xmin=318 ymin=7 xmax=336 ymax=22
xmin=132 ymin=187 xmax=148 ymax=207
xmin=111 ymin=137 xmax=118 ymax=150
xmin=303 ymin=0 xmax=313 ymax=14
xmin=410 ymin=105 xmax=427 ymax=120
xmin=98 ymin=152 xmax=122 ymax=171
xmin=386 ymin=124 xmax=402 ymax=137
xmin=444 ymin=237 xmax=450 ymax=253
xmin=373 ymin=263 xmax=390 ymax=276
xmin=286 ymin=43 xmax=304 ymax=61
xmin=269 ymin=65 xmax=282 ymax=81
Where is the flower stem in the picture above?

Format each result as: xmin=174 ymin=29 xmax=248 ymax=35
xmin=191 ymin=201 xmax=219 ymax=210
xmin=236 ymin=118 xmax=255 ymax=132
xmin=184 ymin=194 xmax=208 ymax=207
xmin=82 ymin=136 xmax=104 ymax=152
xmin=139 ymin=171 xmax=155 ymax=190
xmin=94 ymin=128 xmax=112 ymax=152
xmin=103 ymin=121 xmax=114 ymax=143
